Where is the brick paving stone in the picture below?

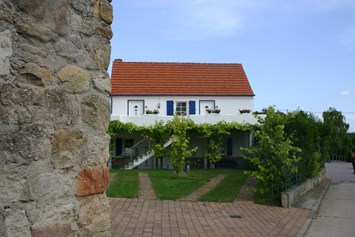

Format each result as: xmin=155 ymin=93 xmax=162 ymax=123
xmin=110 ymin=173 xmax=117 ymax=183
xmin=179 ymin=174 xmax=225 ymax=201
xmin=110 ymin=197 xmax=309 ymax=237
xmin=139 ymin=172 xmax=157 ymax=200
xmin=109 ymin=171 xmax=310 ymax=237
xmin=235 ymin=176 xmax=256 ymax=202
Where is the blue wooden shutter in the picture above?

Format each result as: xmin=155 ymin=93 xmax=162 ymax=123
xmin=167 ymin=100 xmax=174 ymax=116
xmin=189 ymin=101 xmax=196 ymax=115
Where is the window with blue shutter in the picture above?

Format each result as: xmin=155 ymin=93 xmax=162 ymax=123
xmin=167 ymin=100 xmax=174 ymax=116
xmin=189 ymin=101 xmax=196 ymax=115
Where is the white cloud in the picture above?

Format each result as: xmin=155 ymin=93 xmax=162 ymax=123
xmin=131 ymin=0 xmax=255 ymax=40
xmin=340 ymin=89 xmax=351 ymax=96
xmin=130 ymin=0 xmax=355 ymax=41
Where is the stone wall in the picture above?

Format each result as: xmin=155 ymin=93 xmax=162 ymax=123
xmin=0 ymin=0 xmax=113 ymax=236
xmin=281 ymin=168 xmax=326 ymax=208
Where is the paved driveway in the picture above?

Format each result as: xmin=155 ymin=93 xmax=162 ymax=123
xmin=109 ymin=172 xmax=310 ymax=237
xmin=110 ymin=198 xmax=308 ymax=237
xmin=306 ymin=162 xmax=355 ymax=237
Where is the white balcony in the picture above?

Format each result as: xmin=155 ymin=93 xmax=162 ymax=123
xmin=110 ymin=113 xmax=257 ymax=126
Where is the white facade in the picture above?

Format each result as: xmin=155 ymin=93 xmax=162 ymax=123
xmin=110 ymin=95 xmax=257 ymax=125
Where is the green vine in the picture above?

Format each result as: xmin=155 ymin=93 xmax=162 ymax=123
xmin=144 ymin=121 xmax=171 ymax=159
xmin=108 ymin=119 xmax=251 ymax=170
xmin=166 ymin=115 xmax=198 ymax=174
xmin=197 ymin=122 xmax=230 ymax=167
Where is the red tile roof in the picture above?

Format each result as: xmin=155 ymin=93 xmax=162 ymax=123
xmin=111 ymin=61 xmax=254 ymax=96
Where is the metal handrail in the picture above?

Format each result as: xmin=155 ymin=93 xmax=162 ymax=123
xmin=109 ymin=136 xmax=175 ymax=169
xmin=109 ymin=138 xmax=150 ymax=162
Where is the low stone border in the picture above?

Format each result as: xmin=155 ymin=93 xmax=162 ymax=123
xmin=281 ymin=168 xmax=326 ymax=208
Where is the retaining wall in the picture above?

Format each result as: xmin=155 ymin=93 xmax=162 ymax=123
xmin=281 ymin=168 xmax=326 ymax=208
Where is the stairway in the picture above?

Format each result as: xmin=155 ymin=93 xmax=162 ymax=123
xmin=108 ymin=138 xmax=174 ymax=170
xmin=124 ymin=138 xmax=174 ymax=170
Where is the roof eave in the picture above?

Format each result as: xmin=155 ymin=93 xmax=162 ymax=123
xmin=110 ymin=93 xmax=255 ymax=97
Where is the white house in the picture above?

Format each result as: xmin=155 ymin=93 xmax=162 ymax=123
xmin=110 ymin=60 xmax=257 ymax=169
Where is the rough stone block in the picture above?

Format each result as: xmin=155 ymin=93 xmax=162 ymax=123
xmin=76 ymin=166 xmax=109 ymax=197
xmin=28 ymin=172 xmax=68 ymax=202
xmin=4 ymin=208 xmax=31 ymax=237
xmin=97 ymin=24 xmax=113 ymax=39
xmin=0 ymin=9 xmax=12 ymax=22
xmin=57 ymin=64 xmax=90 ymax=93
xmin=51 ymin=128 xmax=86 ymax=169
xmin=78 ymin=193 xmax=111 ymax=236
xmin=15 ymin=16 xmax=52 ymax=42
xmin=81 ymin=94 xmax=110 ymax=131
xmin=89 ymin=40 xmax=111 ymax=70
xmin=93 ymin=74 xmax=112 ymax=94
xmin=99 ymin=0 xmax=113 ymax=24
xmin=0 ymin=29 xmax=13 ymax=76
xmin=18 ymin=63 xmax=53 ymax=86
xmin=31 ymin=224 xmax=73 ymax=237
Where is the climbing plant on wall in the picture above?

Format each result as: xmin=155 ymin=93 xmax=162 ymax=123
xmin=107 ymin=118 xmax=251 ymax=172
xmin=166 ymin=115 xmax=197 ymax=174
xmin=197 ymin=122 xmax=230 ymax=168
xmin=145 ymin=121 xmax=171 ymax=160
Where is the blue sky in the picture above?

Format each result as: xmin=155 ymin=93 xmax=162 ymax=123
xmin=109 ymin=0 xmax=355 ymax=132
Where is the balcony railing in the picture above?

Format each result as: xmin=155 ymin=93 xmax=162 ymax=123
xmin=111 ymin=113 xmax=257 ymax=126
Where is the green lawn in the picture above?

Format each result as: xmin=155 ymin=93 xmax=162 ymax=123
xmin=107 ymin=169 xmax=248 ymax=202
xmin=106 ymin=169 xmax=139 ymax=198
xmin=148 ymin=169 xmax=220 ymax=200
xmin=198 ymin=169 xmax=247 ymax=202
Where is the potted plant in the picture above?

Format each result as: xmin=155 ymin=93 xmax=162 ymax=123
xmin=145 ymin=109 xmax=159 ymax=114
xmin=206 ymin=106 xmax=221 ymax=114
xmin=239 ymin=109 xmax=251 ymax=114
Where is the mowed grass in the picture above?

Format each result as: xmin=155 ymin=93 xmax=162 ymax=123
xmin=107 ymin=169 xmax=248 ymax=202
xmin=106 ymin=169 xmax=139 ymax=198
xmin=198 ymin=170 xmax=247 ymax=202
xmin=148 ymin=169 xmax=220 ymax=200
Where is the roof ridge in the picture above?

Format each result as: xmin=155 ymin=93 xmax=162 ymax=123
xmin=113 ymin=60 xmax=242 ymax=65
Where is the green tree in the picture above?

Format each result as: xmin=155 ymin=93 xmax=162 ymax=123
xmin=322 ymin=108 xmax=349 ymax=159
xmin=347 ymin=133 xmax=355 ymax=153
xmin=284 ymin=110 xmax=322 ymax=180
xmin=198 ymin=122 xmax=230 ymax=168
xmin=242 ymin=106 xmax=301 ymax=195
xmin=167 ymin=115 xmax=197 ymax=174
xmin=144 ymin=121 xmax=171 ymax=161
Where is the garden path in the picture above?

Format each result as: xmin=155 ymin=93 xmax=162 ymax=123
xmin=109 ymin=173 xmax=117 ymax=183
xmin=179 ymin=174 xmax=225 ymax=201
xmin=234 ymin=176 xmax=257 ymax=202
xmin=138 ymin=172 xmax=157 ymax=200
